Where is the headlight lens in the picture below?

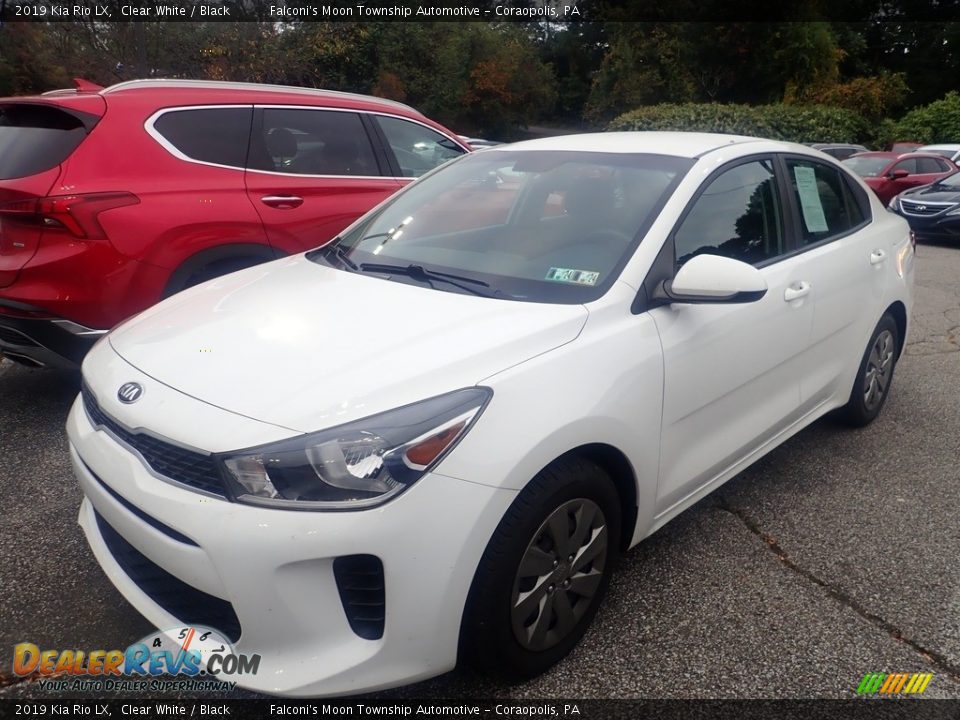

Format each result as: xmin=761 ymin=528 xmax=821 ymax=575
xmin=887 ymin=195 xmax=901 ymax=212
xmin=218 ymin=388 xmax=491 ymax=510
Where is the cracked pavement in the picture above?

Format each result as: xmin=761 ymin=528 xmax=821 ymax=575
xmin=1 ymin=242 xmax=958 ymax=699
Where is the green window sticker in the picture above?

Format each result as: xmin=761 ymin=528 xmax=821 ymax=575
xmin=793 ymin=166 xmax=829 ymax=233
xmin=545 ymin=267 xmax=600 ymax=286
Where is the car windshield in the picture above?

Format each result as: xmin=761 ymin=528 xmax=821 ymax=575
xmin=932 ymin=170 xmax=960 ymax=188
xmin=310 ymin=150 xmax=692 ymax=303
xmin=842 ymin=156 xmax=891 ymax=177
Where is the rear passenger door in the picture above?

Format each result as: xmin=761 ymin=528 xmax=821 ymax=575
xmin=244 ymin=107 xmax=401 ymax=253
xmin=778 ymin=156 xmax=885 ymax=408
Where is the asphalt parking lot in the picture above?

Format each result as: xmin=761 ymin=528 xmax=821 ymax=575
xmin=1 ymin=242 xmax=958 ymax=700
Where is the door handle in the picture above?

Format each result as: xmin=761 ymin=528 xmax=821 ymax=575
xmin=260 ymin=195 xmax=304 ymax=209
xmin=870 ymin=249 xmax=887 ymax=265
xmin=783 ymin=281 xmax=811 ymax=302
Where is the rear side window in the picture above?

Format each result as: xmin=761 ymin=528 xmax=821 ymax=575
xmin=916 ymin=157 xmax=944 ymax=174
xmin=249 ymin=109 xmax=379 ymax=176
xmin=375 ymin=116 xmax=466 ymax=177
xmin=785 ymin=159 xmax=867 ymax=245
xmin=152 ymin=108 xmax=252 ymax=169
xmin=0 ymin=104 xmax=92 ymax=180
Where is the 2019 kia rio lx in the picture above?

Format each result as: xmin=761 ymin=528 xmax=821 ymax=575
xmin=69 ymin=133 xmax=914 ymax=696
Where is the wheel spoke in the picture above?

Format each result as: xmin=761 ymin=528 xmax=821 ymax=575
xmin=546 ymin=511 xmax=572 ymax=557
xmin=519 ymin=545 xmax=556 ymax=579
xmin=571 ymin=526 xmax=607 ymax=574
xmin=528 ymin=592 xmax=555 ymax=648
xmin=568 ymin=569 xmax=603 ymax=599
xmin=567 ymin=502 xmax=596 ymax=554
xmin=514 ymin=577 xmax=550 ymax=617
xmin=552 ymin=588 xmax=577 ymax=637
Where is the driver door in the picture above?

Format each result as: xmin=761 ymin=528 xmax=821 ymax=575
xmin=649 ymin=157 xmax=814 ymax=514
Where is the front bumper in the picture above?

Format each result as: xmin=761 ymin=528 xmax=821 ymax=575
xmin=895 ymin=210 xmax=960 ymax=242
xmin=68 ymin=394 xmax=516 ymax=697
xmin=0 ymin=302 xmax=104 ymax=368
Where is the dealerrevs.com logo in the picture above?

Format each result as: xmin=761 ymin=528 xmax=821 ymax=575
xmin=13 ymin=626 xmax=260 ymax=692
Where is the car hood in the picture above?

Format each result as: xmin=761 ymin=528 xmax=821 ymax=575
xmin=900 ymin=185 xmax=960 ymax=203
xmin=108 ymin=257 xmax=588 ymax=433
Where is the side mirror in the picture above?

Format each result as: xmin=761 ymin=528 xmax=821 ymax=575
xmin=660 ymin=254 xmax=767 ymax=304
xmin=889 ymin=168 xmax=910 ymax=179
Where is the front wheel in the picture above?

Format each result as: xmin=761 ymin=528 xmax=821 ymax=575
xmin=837 ymin=314 xmax=900 ymax=427
xmin=462 ymin=457 xmax=621 ymax=679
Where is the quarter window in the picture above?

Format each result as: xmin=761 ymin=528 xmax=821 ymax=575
xmin=674 ymin=159 xmax=785 ymax=266
xmin=375 ymin=116 xmax=465 ymax=177
xmin=152 ymin=108 xmax=252 ymax=169
xmin=785 ymin=159 xmax=865 ymax=245
xmin=248 ymin=109 xmax=379 ymax=176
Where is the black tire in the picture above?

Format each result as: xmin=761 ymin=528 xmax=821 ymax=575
xmin=837 ymin=314 xmax=900 ymax=427
xmin=461 ymin=456 xmax=621 ymax=679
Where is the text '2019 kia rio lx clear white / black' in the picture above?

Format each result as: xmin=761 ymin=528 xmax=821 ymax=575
xmin=69 ymin=132 xmax=914 ymax=696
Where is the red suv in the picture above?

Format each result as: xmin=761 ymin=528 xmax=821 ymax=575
xmin=0 ymin=79 xmax=469 ymax=368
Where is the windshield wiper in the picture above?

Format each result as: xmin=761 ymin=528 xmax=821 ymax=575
xmin=321 ymin=243 xmax=359 ymax=271
xmin=358 ymin=262 xmax=500 ymax=298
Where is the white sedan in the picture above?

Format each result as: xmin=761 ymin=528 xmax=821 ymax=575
xmin=69 ymin=132 xmax=914 ymax=696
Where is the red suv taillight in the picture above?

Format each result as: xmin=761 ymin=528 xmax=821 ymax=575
xmin=0 ymin=192 xmax=139 ymax=240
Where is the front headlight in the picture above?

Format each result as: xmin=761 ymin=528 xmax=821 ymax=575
xmin=887 ymin=195 xmax=901 ymax=212
xmin=219 ymin=388 xmax=491 ymax=510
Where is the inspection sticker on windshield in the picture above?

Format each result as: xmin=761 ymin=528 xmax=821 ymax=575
xmin=545 ymin=267 xmax=600 ymax=285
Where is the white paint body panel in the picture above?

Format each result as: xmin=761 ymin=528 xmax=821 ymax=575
xmin=69 ymin=132 xmax=914 ymax=696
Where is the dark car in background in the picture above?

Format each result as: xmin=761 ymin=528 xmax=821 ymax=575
xmin=890 ymin=171 xmax=960 ymax=243
xmin=842 ymin=151 xmax=957 ymax=205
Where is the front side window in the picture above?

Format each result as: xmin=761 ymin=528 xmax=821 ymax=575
xmin=785 ymin=159 xmax=866 ymax=245
xmin=152 ymin=107 xmax=252 ymax=169
xmin=375 ymin=116 xmax=465 ymax=177
xmin=310 ymin=150 xmax=691 ymax=303
xmin=674 ymin=159 xmax=785 ymax=267
xmin=892 ymin=158 xmax=918 ymax=175
xmin=248 ymin=109 xmax=379 ymax=176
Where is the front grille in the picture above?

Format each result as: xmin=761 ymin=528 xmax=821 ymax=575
xmin=900 ymin=200 xmax=953 ymax=216
xmin=0 ymin=325 xmax=39 ymax=346
xmin=334 ymin=555 xmax=385 ymax=640
xmin=81 ymin=384 xmax=226 ymax=497
xmin=95 ymin=510 xmax=241 ymax=642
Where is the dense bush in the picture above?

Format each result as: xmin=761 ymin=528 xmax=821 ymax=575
xmin=608 ymin=102 xmax=870 ymax=144
xmin=892 ymin=92 xmax=960 ymax=144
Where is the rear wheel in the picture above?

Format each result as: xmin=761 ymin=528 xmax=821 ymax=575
xmin=837 ymin=314 xmax=899 ymax=427
xmin=462 ymin=457 xmax=620 ymax=679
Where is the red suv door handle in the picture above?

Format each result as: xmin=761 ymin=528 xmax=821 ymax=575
xmin=260 ymin=195 xmax=304 ymax=209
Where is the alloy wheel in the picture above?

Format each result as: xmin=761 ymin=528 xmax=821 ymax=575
xmin=511 ymin=498 xmax=609 ymax=651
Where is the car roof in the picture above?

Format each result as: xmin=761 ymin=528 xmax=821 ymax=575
xmin=847 ymin=151 xmax=948 ymax=160
xmin=495 ymin=132 xmax=807 ymax=158
xmin=14 ymin=78 xmax=423 ymax=118
xmin=917 ymin=143 xmax=960 ymax=150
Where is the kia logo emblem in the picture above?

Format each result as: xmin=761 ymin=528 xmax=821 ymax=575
xmin=117 ymin=382 xmax=144 ymax=404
